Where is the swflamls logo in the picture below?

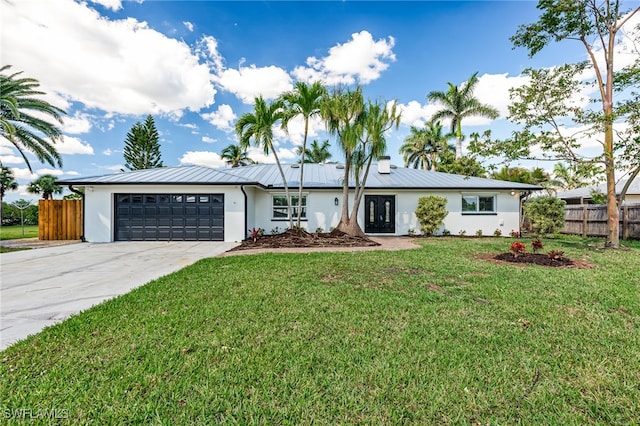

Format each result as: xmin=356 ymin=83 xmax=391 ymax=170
xmin=2 ymin=408 xmax=69 ymax=419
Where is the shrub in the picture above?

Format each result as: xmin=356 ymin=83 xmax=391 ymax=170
xmin=475 ymin=229 xmax=483 ymax=237
xmin=407 ymin=228 xmax=415 ymax=236
xmin=458 ymin=229 xmax=466 ymax=236
xmin=493 ymin=229 xmax=502 ymax=237
xmin=442 ymin=229 xmax=451 ymax=236
xmin=547 ymin=250 xmax=565 ymax=260
xmin=249 ymin=227 xmax=264 ymax=242
xmin=510 ymin=241 xmax=526 ymax=256
xmin=509 ymin=229 xmax=520 ymax=238
xmin=270 ymin=226 xmax=280 ymax=235
xmin=415 ymin=196 xmax=448 ymax=236
xmin=315 ymin=227 xmax=324 ymax=234
xmin=523 ymin=196 xmax=565 ymax=237
xmin=532 ymin=238 xmax=544 ymax=253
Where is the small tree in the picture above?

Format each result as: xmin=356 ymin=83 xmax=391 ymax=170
xmin=1 ymin=165 xmax=18 ymax=225
xmin=415 ymin=195 xmax=448 ymax=236
xmin=523 ymin=196 xmax=565 ymax=237
xmin=27 ymin=174 xmax=62 ymax=200
xmin=123 ymin=115 xmax=163 ymax=171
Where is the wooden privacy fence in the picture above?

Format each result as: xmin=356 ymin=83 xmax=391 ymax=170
xmin=561 ymin=204 xmax=640 ymax=240
xmin=39 ymin=199 xmax=83 ymax=240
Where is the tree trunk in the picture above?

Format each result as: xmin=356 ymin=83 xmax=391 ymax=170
xmin=272 ymin=148 xmax=293 ymax=230
xmin=296 ymin=119 xmax=309 ymax=227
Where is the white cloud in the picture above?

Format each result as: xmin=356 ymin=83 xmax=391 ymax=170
xmin=0 ymin=155 xmax=25 ymax=165
xmin=397 ymin=101 xmax=439 ymax=127
xmin=183 ymin=21 xmax=194 ymax=32
xmin=245 ymin=146 xmax=297 ymax=164
xmin=216 ymin=65 xmax=293 ymax=104
xmin=202 ymin=136 xmax=217 ymax=144
xmin=1 ymin=0 xmax=216 ymax=116
xmin=35 ymin=168 xmax=64 ymax=176
xmin=179 ymin=151 xmax=227 ymax=168
xmin=11 ymin=168 xmax=38 ymax=181
xmin=89 ymin=0 xmax=122 ymax=12
xmin=274 ymin=114 xmax=325 ymax=147
xmin=293 ymin=31 xmax=395 ymax=85
xmin=57 ymin=136 xmax=95 ymax=155
xmin=202 ymin=104 xmax=237 ymax=132
xmin=62 ymin=112 xmax=93 ymax=134
xmin=196 ymin=35 xmax=225 ymax=75
xmin=472 ymin=73 xmax=530 ymax=121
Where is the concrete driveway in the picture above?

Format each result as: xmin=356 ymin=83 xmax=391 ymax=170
xmin=0 ymin=241 xmax=238 ymax=350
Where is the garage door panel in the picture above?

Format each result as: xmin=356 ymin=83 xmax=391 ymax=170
xmin=116 ymin=193 xmax=224 ymax=241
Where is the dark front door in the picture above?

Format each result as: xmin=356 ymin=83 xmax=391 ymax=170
xmin=364 ymin=195 xmax=395 ymax=234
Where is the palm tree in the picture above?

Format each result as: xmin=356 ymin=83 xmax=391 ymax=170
xmin=281 ymin=81 xmax=326 ymax=226
xmin=400 ymin=121 xmax=454 ymax=171
xmin=27 ymin=174 xmax=62 ymax=200
xmin=296 ymin=139 xmax=332 ymax=163
xmin=428 ymin=72 xmax=499 ymax=159
xmin=221 ymin=144 xmax=255 ymax=168
xmin=321 ymin=86 xmax=401 ymax=237
xmin=550 ymin=162 xmax=588 ymax=191
xmin=0 ymin=65 xmax=65 ymax=172
xmin=1 ymin=165 xmax=18 ymax=225
xmin=235 ymin=96 xmax=293 ymax=229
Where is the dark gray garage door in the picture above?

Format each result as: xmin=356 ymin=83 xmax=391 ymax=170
xmin=115 ymin=193 xmax=224 ymax=241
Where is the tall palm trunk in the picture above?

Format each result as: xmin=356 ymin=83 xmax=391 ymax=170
xmin=296 ymin=119 xmax=309 ymax=227
xmin=271 ymin=146 xmax=293 ymax=230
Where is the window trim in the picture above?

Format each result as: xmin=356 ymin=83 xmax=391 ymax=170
xmin=271 ymin=193 xmax=308 ymax=221
xmin=461 ymin=193 xmax=497 ymax=215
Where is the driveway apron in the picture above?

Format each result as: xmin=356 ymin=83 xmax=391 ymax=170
xmin=0 ymin=241 xmax=237 ymax=350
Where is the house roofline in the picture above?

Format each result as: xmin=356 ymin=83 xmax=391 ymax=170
xmin=57 ymin=181 xmax=542 ymax=192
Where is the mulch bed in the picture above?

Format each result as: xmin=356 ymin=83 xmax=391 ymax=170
xmin=229 ymin=228 xmax=380 ymax=251
xmin=477 ymin=252 xmax=595 ymax=269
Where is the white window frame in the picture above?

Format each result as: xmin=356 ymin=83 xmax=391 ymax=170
xmin=272 ymin=193 xmax=308 ymax=220
xmin=461 ymin=194 xmax=497 ymax=214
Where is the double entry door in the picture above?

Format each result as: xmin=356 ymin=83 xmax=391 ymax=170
xmin=364 ymin=195 xmax=395 ymax=234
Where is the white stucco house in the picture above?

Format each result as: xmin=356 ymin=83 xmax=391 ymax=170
xmin=57 ymin=158 xmax=542 ymax=243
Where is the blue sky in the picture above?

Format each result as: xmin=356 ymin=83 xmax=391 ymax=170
xmin=1 ymin=0 xmax=638 ymax=202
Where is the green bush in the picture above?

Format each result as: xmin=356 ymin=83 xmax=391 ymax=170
xmin=524 ymin=196 xmax=565 ymax=236
xmin=415 ymin=195 xmax=448 ymax=236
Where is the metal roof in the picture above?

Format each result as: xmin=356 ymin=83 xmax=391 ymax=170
xmin=58 ymin=164 xmax=543 ymax=190
xmin=556 ymin=178 xmax=640 ymax=199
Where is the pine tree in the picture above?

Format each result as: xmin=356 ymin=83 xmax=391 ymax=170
xmin=123 ymin=115 xmax=163 ymax=171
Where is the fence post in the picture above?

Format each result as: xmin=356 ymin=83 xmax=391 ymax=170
xmin=582 ymin=205 xmax=588 ymax=237
xmin=623 ymin=205 xmax=630 ymax=240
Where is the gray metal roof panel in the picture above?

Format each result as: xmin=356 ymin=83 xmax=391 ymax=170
xmin=58 ymin=164 xmax=542 ymax=190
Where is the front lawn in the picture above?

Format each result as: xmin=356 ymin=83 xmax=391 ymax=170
xmin=0 ymin=225 xmax=38 ymax=240
xmin=1 ymin=237 xmax=638 ymax=424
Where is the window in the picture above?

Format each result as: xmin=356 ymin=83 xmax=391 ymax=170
xmin=272 ymin=194 xmax=307 ymax=220
xmin=462 ymin=194 xmax=496 ymax=214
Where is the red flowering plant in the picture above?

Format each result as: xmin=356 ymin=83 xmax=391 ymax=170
xmin=531 ymin=238 xmax=544 ymax=253
xmin=510 ymin=241 xmax=526 ymax=257
xmin=509 ymin=229 xmax=520 ymax=238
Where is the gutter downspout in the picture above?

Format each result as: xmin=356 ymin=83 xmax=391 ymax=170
xmin=240 ymin=185 xmax=248 ymax=241
xmin=69 ymin=185 xmax=86 ymax=242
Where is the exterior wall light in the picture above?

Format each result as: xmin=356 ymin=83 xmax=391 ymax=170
xmin=334 ymin=197 xmax=339 ymax=206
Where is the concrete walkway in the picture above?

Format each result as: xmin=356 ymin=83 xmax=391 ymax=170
xmin=0 ymin=241 xmax=238 ymax=350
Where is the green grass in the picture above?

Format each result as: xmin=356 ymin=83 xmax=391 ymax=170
xmin=1 ymin=237 xmax=639 ymax=424
xmin=0 ymin=246 xmax=30 ymax=253
xmin=0 ymin=225 xmax=38 ymax=240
